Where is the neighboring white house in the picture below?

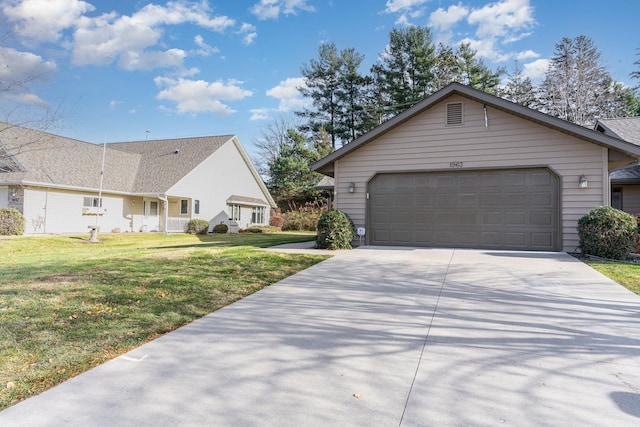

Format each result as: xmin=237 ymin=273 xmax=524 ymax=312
xmin=0 ymin=123 xmax=276 ymax=234
xmin=312 ymin=83 xmax=640 ymax=252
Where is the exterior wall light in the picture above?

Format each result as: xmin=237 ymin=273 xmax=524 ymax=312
xmin=348 ymin=182 xmax=355 ymax=193
xmin=579 ymin=175 xmax=588 ymax=189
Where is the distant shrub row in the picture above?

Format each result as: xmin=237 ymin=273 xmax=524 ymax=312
xmin=0 ymin=208 xmax=25 ymax=236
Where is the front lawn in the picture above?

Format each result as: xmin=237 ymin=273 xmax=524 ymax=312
xmin=0 ymin=232 xmax=326 ymax=410
xmin=586 ymin=261 xmax=640 ymax=295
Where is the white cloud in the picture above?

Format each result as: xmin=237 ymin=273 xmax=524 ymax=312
xmin=2 ymin=0 xmax=94 ymax=42
xmin=194 ymin=35 xmax=220 ymax=56
xmin=238 ymin=23 xmax=257 ymax=46
xmin=429 ymin=4 xmax=469 ymax=32
xmin=154 ymin=76 xmax=253 ymax=115
xmin=523 ymin=58 xmax=549 ymax=81
xmin=467 ymin=0 xmax=535 ymax=41
xmin=0 ymin=46 xmax=57 ymax=90
xmin=68 ymin=1 xmax=234 ymax=70
xmin=250 ymin=0 xmax=315 ymax=20
xmin=384 ymin=0 xmax=430 ymax=13
xmin=266 ymin=77 xmax=310 ymax=111
xmin=109 ymin=100 xmax=123 ymax=109
xmin=516 ymin=50 xmax=539 ymax=60
xmin=250 ymin=108 xmax=270 ymax=121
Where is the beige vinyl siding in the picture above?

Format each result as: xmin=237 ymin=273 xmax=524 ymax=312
xmin=22 ymin=187 xmax=131 ymax=234
xmin=335 ymin=95 xmax=606 ymax=252
xmin=617 ymin=185 xmax=640 ymax=215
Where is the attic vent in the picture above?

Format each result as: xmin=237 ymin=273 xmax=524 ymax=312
xmin=446 ymin=102 xmax=463 ymax=126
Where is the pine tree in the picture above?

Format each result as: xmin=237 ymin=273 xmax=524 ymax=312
xmin=298 ymin=43 xmax=342 ymax=149
xmin=500 ymin=60 xmax=536 ymax=107
xmin=537 ymin=35 xmax=620 ymax=126
xmin=371 ymin=26 xmax=436 ymax=116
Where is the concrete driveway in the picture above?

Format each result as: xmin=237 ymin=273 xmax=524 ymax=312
xmin=2 ymin=248 xmax=640 ymax=426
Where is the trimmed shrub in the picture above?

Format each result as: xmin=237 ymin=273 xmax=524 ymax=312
xmin=187 ymin=219 xmax=210 ymax=235
xmin=0 ymin=208 xmax=25 ymax=236
xmin=635 ymin=215 xmax=640 ymax=254
xmin=316 ymin=209 xmax=354 ymax=250
xmin=282 ymin=204 xmax=326 ymax=231
xmin=244 ymin=225 xmax=281 ymax=234
xmin=578 ymin=206 xmax=638 ymax=260
xmin=212 ymin=223 xmax=229 ymax=234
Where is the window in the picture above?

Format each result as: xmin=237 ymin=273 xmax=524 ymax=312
xmin=229 ymin=204 xmax=241 ymax=221
xmin=251 ymin=206 xmax=265 ymax=224
xmin=194 ymin=200 xmax=200 ymax=215
xmin=149 ymin=201 xmax=158 ymax=216
xmin=180 ymin=199 xmax=188 ymax=215
xmin=83 ymin=197 xmax=102 ymax=208
xmin=612 ymin=188 xmax=623 ymax=210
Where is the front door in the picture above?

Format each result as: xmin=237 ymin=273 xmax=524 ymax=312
xmin=143 ymin=198 xmax=160 ymax=232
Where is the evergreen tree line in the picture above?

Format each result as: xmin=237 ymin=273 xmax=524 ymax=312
xmin=297 ymin=28 xmax=640 ymax=150
xmin=259 ymin=27 xmax=640 ymax=211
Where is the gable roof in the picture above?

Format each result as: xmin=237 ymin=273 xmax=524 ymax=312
xmin=312 ymin=83 xmax=640 ymax=175
xmin=0 ymin=123 xmax=275 ymax=207
xmin=109 ymin=136 xmax=231 ymax=193
xmin=0 ymin=123 xmax=140 ymax=192
xmin=595 ymin=117 xmax=640 ymax=146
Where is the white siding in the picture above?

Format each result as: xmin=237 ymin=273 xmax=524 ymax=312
xmin=335 ymin=95 xmax=607 ymax=252
xmin=22 ymin=187 xmax=134 ymax=234
xmin=0 ymin=186 xmax=7 ymax=208
xmin=168 ymin=139 xmax=271 ymax=229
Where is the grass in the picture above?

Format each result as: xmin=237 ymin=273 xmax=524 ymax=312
xmin=586 ymin=261 xmax=640 ymax=295
xmin=0 ymin=232 xmax=327 ymax=410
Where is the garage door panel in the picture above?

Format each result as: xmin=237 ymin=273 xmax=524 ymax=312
xmin=531 ymin=233 xmax=553 ymax=247
xmin=506 ymin=233 xmax=527 ymax=247
xmin=458 ymin=193 xmax=478 ymax=207
xmin=531 ymin=211 xmax=552 ymax=226
xmin=368 ymin=168 xmax=559 ymax=251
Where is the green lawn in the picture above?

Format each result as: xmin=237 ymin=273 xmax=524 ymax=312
xmin=586 ymin=261 xmax=640 ymax=295
xmin=0 ymin=232 xmax=327 ymax=410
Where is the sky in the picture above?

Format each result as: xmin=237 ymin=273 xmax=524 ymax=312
xmin=1 ymin=0 xmax=639 ymax=159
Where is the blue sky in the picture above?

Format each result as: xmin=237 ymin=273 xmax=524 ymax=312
xmin=1 ymin=0 xmax=639 ymax=159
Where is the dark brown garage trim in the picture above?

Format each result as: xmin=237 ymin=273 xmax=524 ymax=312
xmin=366 ymin=168 xmax=560 ymax=251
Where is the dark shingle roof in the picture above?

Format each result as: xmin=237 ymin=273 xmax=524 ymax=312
xmin=109 ymin=136 xmax=231 ymax=193
xmin=0 ymin=123 xmax=139 ymax=192
xmin=596 ymin=117 xmax=640 ymax=145
xmin=0 ymin=123 xmax=233 ymax=194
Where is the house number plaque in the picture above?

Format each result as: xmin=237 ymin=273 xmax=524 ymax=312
xmin=449 ymin=161 xmax=464 ymax=168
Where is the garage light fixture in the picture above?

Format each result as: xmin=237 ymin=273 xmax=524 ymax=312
xmin=579 ymin=175 xmax=588 ymax=188
xmin=348 ymin=182 xmax=355 ymax=193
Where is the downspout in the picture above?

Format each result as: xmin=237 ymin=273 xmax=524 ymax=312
xmin=158 ymin=194 xmax=168 ymax=235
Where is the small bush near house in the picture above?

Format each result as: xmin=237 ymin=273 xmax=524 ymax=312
xmin=187 ymin=219 xmax=210 ymax=235
xmin=212 ymin=223 xmax=229 ymax=234
xmin=0 ymin=208 xmax=25 ymax=236
xmin=243 ymin=225 xmax=281 ymax=234
xmin=578 ymin=206 xmax=638 ymax=260
xmin=316 ymin=209 xmax=354 ymax=250
xmin=270 ymin=210 xmax=284 ymax=228
xmin=634 ymin=215 xmax=640 ymax=254
xmin=282 ymin=203 xmax=326 ymax=231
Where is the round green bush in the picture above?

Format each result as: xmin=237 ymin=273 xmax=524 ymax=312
xmin=212 ymin=223 xmax=229 ymax=234
xmin=578 ymin=206 xmax=638 ymax=260
xmin=316 ymin=209 xmax=354 ymax=250
xmin=186 ymin=219 xmax=210 ymax=235
xmin=0 ymin=208 xmax=25 ymax=236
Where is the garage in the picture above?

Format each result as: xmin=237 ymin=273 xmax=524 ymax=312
xmin=368 ymin=168 xmax=560 ymax=251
